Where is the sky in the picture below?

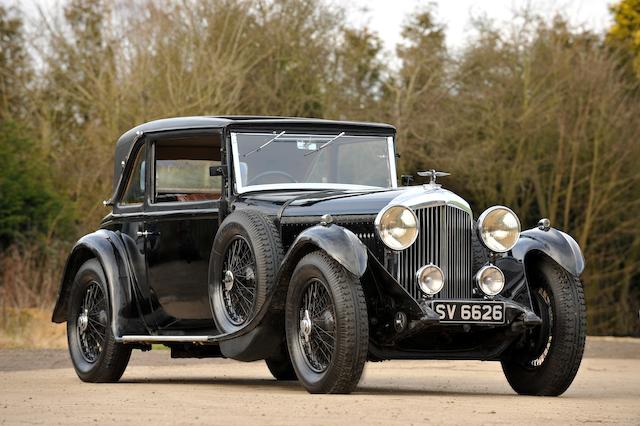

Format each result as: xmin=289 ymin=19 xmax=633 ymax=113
xmin=6 ymin=0 xmax=615 ymax=52
xmin=346 ymin=0 xmax=614 ymax=52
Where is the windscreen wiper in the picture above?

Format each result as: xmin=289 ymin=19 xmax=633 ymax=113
xmin=304 ymin=132 xmax=345 ymax=156
xmin=244 ymin=131 xmax=286 ymax=157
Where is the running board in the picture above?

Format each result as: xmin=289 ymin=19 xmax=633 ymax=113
xmin=119 ymin=335 xmax=213 ymax=344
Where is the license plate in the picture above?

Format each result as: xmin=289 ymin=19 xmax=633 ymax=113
xmin=433 ymin=301 xmax=505 ymax=324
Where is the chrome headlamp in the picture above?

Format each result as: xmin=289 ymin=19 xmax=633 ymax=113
xmin=375 ymin=205 xmax=418 ymax=251
xmin=477 ymin=206 xmax=521 ymax=253
xmin=416 ymin=264 xmax=445 ymax=295
xmin=475 ymin=264 xmax=505 ymax=296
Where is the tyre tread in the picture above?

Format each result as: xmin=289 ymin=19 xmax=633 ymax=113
xmin=287 ymin=251 xmax=368 ymax=394
xmin=67 ymin=259 xmax=131 ymax=383
xmin=502 ymin=259 xmax=586 ymax=396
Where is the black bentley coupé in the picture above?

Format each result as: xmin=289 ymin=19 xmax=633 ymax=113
xmin=52 ymin=116 xmax=586 ymax=394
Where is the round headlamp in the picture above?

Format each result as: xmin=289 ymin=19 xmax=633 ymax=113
xmin=475 ymin=264 xmax=505 ymax=296
xmin=477 ymin=206 xmax=521 ymax=253
xmin=416 ymin=264 xmax=445 ymax=295
xmin=375 ymin=205 xmax=418 ymax=251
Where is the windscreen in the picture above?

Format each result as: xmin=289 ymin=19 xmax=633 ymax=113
xmin=232 ymin=132 xmax=394 ymax=191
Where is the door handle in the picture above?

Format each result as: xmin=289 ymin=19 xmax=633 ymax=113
xmin=136 ymin=230 xmax=160 ymax=237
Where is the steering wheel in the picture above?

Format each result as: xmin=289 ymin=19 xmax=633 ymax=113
xmin=247 ymin=170 xmax=298 ymax=185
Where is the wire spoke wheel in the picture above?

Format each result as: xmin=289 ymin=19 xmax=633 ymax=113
xmin=221 ymin=236 xmax=257 ymax=325
xmin=285 ymin=252 xmax=368 ymax=394
xmin=297 ymin=278 xmax=336 ymax=373
xmin=526 ymin=287 xmax=554 ymax=368
xmin=501 ymin=259 xmax=586 ymax=396
xmin=210 ymin=210 xmax=284 ymax=334
xmin=76 ymin=281 xmax=107 ymax=363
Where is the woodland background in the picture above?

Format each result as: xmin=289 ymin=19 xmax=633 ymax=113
xmin=0 ymin=0 xmax=639 ymax=341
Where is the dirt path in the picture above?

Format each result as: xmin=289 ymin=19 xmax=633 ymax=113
xmin=1 ymin=338 xmax=639 ymax=425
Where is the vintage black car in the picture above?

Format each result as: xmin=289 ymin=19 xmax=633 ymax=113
xmin=52 ymin=116 xmax=586 ymax=394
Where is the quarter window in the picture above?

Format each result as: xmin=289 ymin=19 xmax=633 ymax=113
xmin=119 ymin=145 xmax=146 ymax=206
xmin=153 ymin=136 xmax=221 ymax=203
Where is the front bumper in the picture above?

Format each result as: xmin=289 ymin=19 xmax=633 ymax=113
xmin=369 ymin=298 xmax=542 ymax=360
xmin=386 ymin=297 xmax=541 ymax=344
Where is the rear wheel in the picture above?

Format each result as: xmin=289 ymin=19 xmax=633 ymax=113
xmin=501 ymin=258 xmax=586 ymax=396
xmin=265 ymin=343 xmax=297 ymax=381
xmin=67 ymin=259 xmax=131 ymax=382
xmin=285 ymin=251 xmax=368 ymax=394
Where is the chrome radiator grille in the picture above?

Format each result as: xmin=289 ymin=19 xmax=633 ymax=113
xmin=396 ymin=205 xmax=473 ymax=300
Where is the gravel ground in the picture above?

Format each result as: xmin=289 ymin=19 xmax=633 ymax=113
xmin=0 ymin=337 xmax=638 ymax=425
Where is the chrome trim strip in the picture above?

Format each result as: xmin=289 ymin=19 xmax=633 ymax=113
xmin=388 ymin=186 xmax=472 ymax=216
xmin=387 ymin=136 xmax=398 ymax=188
xmin=236 ymin=183 xmax=385 ymax=193
xmin=119 ymin=335 xmax=211 ymax=343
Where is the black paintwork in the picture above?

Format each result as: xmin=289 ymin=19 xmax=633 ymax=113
xmin=511 ymin=227 xmax=585 ymax=276
xmin=52 ymin=116 xmax=585 ymax=362
xmin=52 ymin=230 xmax=149 ymax=337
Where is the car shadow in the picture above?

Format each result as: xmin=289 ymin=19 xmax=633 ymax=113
xmin=355 ymin=385 xmax=514 ymax=397
xmin=121 ymin=377 xmax=299 ymax=390
xmin=119 ymin=376 xmax=515 ymax=397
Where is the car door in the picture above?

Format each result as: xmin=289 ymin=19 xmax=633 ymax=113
xmin=111 ymin=141 xmax=157 ymax=324
xmin=143 ymin=129 xmax=223 ymax=330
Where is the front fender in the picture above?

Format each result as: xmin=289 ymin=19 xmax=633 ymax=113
xmin=217 ymin=224 xmax=366 ymax=360
xmin=511 ymin=227 xmax=585 ymax=276
xmin=51 ymin=230 xmax=146 ymax=337
xmin=282 ymin=224 xmax=368 ymax=277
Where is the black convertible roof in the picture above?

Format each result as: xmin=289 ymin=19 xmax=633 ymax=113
xmin=112 ymin=115 xmax=396 ymax=191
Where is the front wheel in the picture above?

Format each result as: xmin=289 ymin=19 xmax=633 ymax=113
xmin=285 ymin=251 xmax=368 ymax=394
xmin=501 ymin=258 xmax=586 ymax=396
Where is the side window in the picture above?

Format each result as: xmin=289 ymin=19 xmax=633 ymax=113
xmin=153 ymin=135 xmax=221 ymax=203
xmin=119 ymin=145 xmax=146 ymax=206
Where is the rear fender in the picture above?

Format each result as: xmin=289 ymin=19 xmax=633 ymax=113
xmin=51 ymin=230 xmax=146 ymax=337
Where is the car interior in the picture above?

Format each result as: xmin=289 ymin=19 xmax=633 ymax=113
xmin=153 ymin=133 xmax=222 ymax=203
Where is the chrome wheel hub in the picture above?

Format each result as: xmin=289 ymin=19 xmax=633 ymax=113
xmin=77 ymin=309 xmax=89 ymax=334
xmin=223 ymin=270 xmax=234 ymax=291
xmin=300 ymin=309 xmax=312 ymax=343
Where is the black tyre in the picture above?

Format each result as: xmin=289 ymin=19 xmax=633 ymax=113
xmin=265 ymin=343 xmax=297 ymax=381
xmin=285 ymin=251 xmax=368 ymax=394
xmin=210 ymin=210 xmax=283 ymax=333
xmin=67 ymin=259 xmax=131 ymax=382
xmin=501 ymin=258 xmax=586 ymax=396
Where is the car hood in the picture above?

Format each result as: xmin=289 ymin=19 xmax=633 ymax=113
xmin=238 ymin=185 xmax=472 ymax=219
